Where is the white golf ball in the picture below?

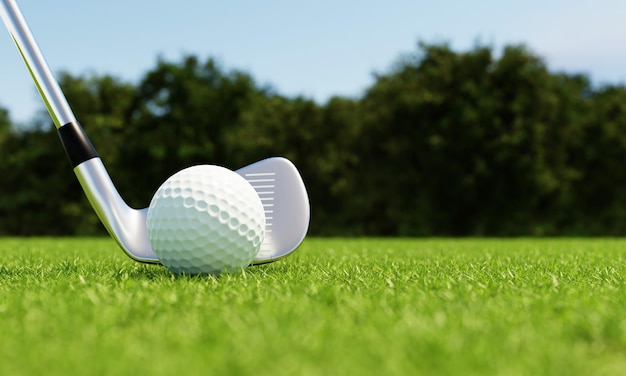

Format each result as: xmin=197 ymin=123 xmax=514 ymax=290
xmin=146 ymin=165 xmax=265 ymax=275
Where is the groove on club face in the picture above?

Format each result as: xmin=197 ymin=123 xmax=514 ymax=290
xmin=246 ymin=172 xmax=277 ymax=251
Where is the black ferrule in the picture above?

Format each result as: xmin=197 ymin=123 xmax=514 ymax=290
xmin=57 ymin=121 xmax=99 ymax=167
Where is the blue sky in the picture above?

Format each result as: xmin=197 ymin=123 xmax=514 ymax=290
xmin=2 ymin=0 xmax=626 ymax=124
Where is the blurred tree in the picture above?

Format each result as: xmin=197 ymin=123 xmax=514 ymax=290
xmin=0 ymin=106 xmax=10 ymax=142
xmin=0 ymin=126 xmax=79 ymax=234
xmin=358 ymin=43 xmax=591 ymax=236
xmin=2 ymin=44 xmax=626 ymax=237
xmin=576 ymin=86 xmax=626 ymax=234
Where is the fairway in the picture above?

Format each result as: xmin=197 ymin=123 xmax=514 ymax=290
xmin=0 ymin=238 xmax=625 ymax=375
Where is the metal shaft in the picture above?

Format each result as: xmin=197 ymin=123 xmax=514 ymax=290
xmin=0 ymin=0 xmax=76 ymax=128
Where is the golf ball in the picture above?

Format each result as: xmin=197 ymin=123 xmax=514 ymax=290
xmin=146 ymin=165 xmax=265 ymax=275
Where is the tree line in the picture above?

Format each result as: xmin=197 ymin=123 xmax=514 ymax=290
xmin=1 ymin=42 xmax=626 ymax=237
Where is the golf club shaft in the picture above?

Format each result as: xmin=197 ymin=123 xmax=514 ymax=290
xmin=0 ymin=0 xmax=76 ymax=128
xmin=0 ymin=0 xmax=153 ymax=263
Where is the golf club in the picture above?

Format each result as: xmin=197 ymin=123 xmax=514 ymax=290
xmin=0 ymin=0 xmax=310 ymax=265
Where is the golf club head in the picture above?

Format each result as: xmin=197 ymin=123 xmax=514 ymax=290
xmin=237 ymin=157 xmax=310 ymax=264
xmin=75 ymin=157 xmax=309 ymax=265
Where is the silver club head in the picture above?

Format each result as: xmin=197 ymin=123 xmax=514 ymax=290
xmin=75 ymin=157 xmax=309 ymax=265
xmin=236 ymin=157 xmax=310 ymax=263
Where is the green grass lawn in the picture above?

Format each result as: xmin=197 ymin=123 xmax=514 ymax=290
xmin=0 ymin=237 xmax=625 ymax=375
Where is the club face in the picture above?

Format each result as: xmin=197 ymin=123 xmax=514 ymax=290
xmin=237 ymin=157 xmax=310 ymax=264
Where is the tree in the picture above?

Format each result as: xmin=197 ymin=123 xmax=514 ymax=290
xmin=2 ymin=44 xmax=626 ymax=237
xmin=357 ymin=43 xmax=592 ymax=236
xmin=575 ymin=86 xmax=626 ymax=234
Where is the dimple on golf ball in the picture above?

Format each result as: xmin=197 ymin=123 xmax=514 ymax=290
xmin=146 ymin=165 xmax=265 ymax=275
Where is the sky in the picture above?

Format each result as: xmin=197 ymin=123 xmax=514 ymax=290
xmin=2 ymin=0 xmax=626 ymax=124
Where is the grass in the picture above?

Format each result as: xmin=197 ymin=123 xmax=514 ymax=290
xmin=0 ymin=237 xmax=625 ymax=375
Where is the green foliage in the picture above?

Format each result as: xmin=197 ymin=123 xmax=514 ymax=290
xmin=0 ymin=106 xmax=10 ymax=136
xmin=0 ymin=238 xmax=625 ymax=375
xmin=2 ymin=42 xmax=626 ymax=235
xmin=356 ymin=44 xmax=594 ymax=235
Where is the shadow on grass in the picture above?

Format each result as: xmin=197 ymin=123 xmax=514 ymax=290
xmin=0 ymin=253 xmax=295 ymax=285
